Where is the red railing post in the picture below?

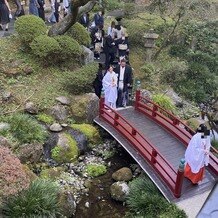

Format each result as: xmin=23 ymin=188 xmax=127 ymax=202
xmin=114 ymin=113 xmax=119 ymax=126
xmin=99 ymin=89 xmax=105 ymax=117
xmin=151 ymin=149 xmax=157 ymax=164
xmin=132 ymin=128 xmax=137 ymax=136
xmin=173 ymin=118 xmax=179 ymax=125
xmin=152 ymin=105 xmax=158 ymax=117
xmin=174 ymin=158 xmax=185 ymax=198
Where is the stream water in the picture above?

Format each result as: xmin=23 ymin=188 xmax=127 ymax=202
xmin=74 ymin=146 xmax=135 ymax=218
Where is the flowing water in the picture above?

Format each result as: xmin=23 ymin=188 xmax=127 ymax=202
xmin=74 ymin=147 xmax=135 ymax=218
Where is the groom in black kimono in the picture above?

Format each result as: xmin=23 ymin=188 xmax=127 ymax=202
xmin=114 ymin=59 xmax=133 ymax=107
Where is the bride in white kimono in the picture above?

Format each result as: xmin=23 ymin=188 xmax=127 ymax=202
xmin=102 ymin=66 xmax=118 ymax=109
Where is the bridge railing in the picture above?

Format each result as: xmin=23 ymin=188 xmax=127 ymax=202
xmin=135 ymin=90 xmax=218 ymax=176
xmin=99 ymin=96 xmax=184 ymax=198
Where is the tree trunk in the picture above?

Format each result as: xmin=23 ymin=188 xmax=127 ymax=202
xmin=48 ymin=0 xmax=97 ymax=36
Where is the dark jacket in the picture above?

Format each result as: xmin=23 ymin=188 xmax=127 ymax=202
xmin=94 ymin=13 xmax=104 ymax=27
xmin=103 ymin=35 xmax=116 ymax=54
xmin=114 ymin=65 xmax=133 ymax=92
xmin=79 ymin=14 xmax=89 ymax=28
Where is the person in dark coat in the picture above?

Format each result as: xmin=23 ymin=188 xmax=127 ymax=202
xmin=37 ymin=0 xmax=45 ymax=21
xmin=0 ymin=0 xmax=11 ymax=31
xmin=93 ymin=63 xmax=105 ymax=98
xmin=114 ymin=59 xmax=133 ymax=107
xmin=104 ymin=34 xmax=116 ymax=70
xmin=94 ymin=10 xmax=104 ymax=28
xmin=79 ymin=13 xmax=89 ymax=29
xmin=54 ymin=0 xmax=60 ymax=23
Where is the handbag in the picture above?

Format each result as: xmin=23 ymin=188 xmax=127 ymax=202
xmin=118 ymin=43 xmax=128 ymax=50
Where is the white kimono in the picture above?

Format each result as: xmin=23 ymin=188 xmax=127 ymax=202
xmin=185 ymin=132 xmax=211 ymax=173
xmin=102 ymin=71 xmax=118 ymax=109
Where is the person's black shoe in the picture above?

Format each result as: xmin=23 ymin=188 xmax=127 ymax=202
xmin=5 ymin=28 xmax=8 ymax=31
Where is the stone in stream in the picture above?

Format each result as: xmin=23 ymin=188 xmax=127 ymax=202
xmin=110 ymin=181 xmax=129 ymax=202
xmin=112 ymin=167 xmax=133 ymax=182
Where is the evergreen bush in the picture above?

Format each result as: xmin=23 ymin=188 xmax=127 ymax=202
xmin=30 ymin=35 xmax=60 ymax=64
xmin=7 ymin=113 xmax=47 ymax=144
xmin=55 ymin=35 xmax=83 ymax=61
xmin=66 ymin=22 xmax=91 ymax=46
xmin=15 ymin=15 xmax=47 ymax=46
xmin=64 ymin=62 xmax=98 ymax=94
xmin=2 ymin=179 xmax=60 ymax=217
xmin=36 ymin=113 xmax=55 ymax=125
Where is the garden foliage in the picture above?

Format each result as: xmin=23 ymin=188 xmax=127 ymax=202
xmin=66 ymin=22 xmax=91 ymax=46
xmin=85 ymin=164 xmax=107 ymax=177
xmin=5 ymin=113 xmax=47 ymax=144
xmin=15 ymin=15 xmax=47 ymax=46
xmin=2 ymin=179 xmax=60 ymax=217
xmin=64 ymin=62 xmax=99 ymax=94
xmin=0 ymin=147 xmax=30 ymax=200
xmin=126 ymin=176 xmax=187 ymax=217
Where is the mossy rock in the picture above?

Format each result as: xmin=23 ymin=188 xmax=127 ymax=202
xmin=40 ymin=167 xmax=65 ymax=180
xmin=22 ymin=165 xmax=38 ymax=182
xmin=51 ymin=133 xmax=79 ymax=163
xmin=71 ymin=124 xmax=101 ymax=146
xmin=85 ymin=164 xmax=107 ymax=177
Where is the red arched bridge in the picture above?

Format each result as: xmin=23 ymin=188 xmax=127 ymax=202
xmin=94 ymin=90 xmax=218 ymax=202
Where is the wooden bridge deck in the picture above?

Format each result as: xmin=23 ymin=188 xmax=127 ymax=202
xmin=94 ymin=106 xmax=217 ymax=202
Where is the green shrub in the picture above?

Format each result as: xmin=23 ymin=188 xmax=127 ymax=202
xmin=66 ymin=22 xmax=91 ymax=46
xmin=55 ymin=35 xmax=83 ymax=61
xmin=140 ymin=62 xmax=156 ymax=82
xmin=85 ymin=164 xmax=107 ymax=177
xmin=169 ymin=45 xmax=189 ymax=58
xmin=51 ymin=133 xmax=79 ymax=163
xmin=160 ymin=60 xmax=188 ymax=86
xmin=40 ymin=167 xmax=64 ymax=180
xmin=126 ymin=176 xmax=186 ymax=217
xmin=160 ymin=203 xmax=187 ymax=218
xmin=7 ymin=113 xmax=47 ymax=144
xmin=71 ymin=123 xmax=101 ymax=145
xmin=127 ymin=176 xmax=168 ymax=217
xmin=152 ymin=94 xmax=176 ymax=113
xmin=30 ymin=35 xmax=60 ymax=64
xmin=2 ymin=179 xmax=60 ymax=217
xmin=64 ymin=62 xmax=99 ymax=94
xmin=15 ymin=15 xmax=47 ymax=46
xmin=36 ymin=113 xmax=55 ymax=125
xmin=105 ymin=0 xmax=123 ymax=11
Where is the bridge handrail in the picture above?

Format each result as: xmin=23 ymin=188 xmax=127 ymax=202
xmin=99 ymin=101 xmax=180 ymax=194
xmin=136 ymin=90 xmax=218 ymax=175
xmin=138 ymin=94 xmax=195 ymax=136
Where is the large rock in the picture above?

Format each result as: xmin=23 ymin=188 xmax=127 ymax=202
xmin=81 ymin=45 xmax=94 ymax=65
xmin=110 ymin=181 xmax=129 ymax=202
xmin=25 ymin=101 xmax=38 ymax=114
xmin=50 ymin=104 xmax=69 ymax=122
xmin=43 ymin=133 xmax=59 ymax=160
xmin=112 ymin=167 xmax=133 ymax=182
xmin=71 ymin=93 xmax=99 ymax=123
xmin=51 ymin=133 xmax=79 ymax=163
xmin=58 ymin=190 xmax=77 ymax=217
xmin=67 ymin=128 xmax=88 ymax=154
xmin=17 ymin=143 xmax=43 ymax=164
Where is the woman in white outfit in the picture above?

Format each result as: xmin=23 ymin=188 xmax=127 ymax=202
xmin=102 ymin=65 xmax=118 ymax=109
